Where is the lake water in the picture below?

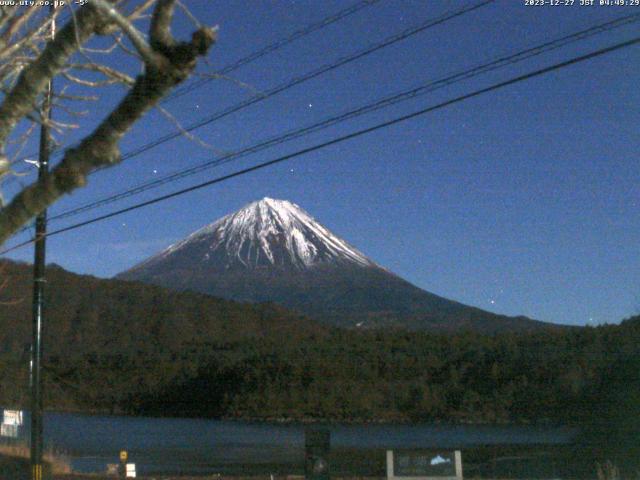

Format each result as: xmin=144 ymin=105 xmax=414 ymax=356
xmin=5 ymin=411 xmax=576 ymax=475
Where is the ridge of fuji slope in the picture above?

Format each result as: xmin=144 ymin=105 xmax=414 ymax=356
xmin=118 ymin=198 xmax=553 ymax=333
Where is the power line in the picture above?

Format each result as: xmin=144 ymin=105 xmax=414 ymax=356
xmin=44 ymin=12 xmax=640 ymax=224
xmin=5 ymin=0 xmax=381 ymax=170
xmin=7 ymin=0 xmax=492 ymax=184
xmin=166 ymin=0 xmax=382 ymax=101
xmin=96 ymin=0 xmax=495 ymax=168
xmin=3 ymin=0 xmax=494 ymax=241
xmin=2 ymin=34 xmax=638 ymax=256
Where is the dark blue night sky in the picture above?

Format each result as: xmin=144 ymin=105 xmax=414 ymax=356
xmin=3 ymin=0 xmax=639 ymax=326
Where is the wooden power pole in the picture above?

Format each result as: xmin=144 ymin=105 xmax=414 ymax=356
xmin=30 ymin=7 xmax=55 ymax=480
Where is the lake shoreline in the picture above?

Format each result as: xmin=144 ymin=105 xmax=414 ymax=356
xmin=27 ymin=406 xmax=571 ymax=429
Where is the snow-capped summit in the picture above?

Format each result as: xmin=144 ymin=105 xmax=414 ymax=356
xmin=119 ymin=198 xmax=550 ymax=333
xmin=129 ymin=198 xmax=375 ymax=274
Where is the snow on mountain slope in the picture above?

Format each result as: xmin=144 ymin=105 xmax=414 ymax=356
xmin=119 ymin=197 xmax=553 ymax=333
xmin=129 ymin=197 xmax=375 ymax=273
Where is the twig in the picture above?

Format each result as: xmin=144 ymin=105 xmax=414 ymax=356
xmin=156 ymin=104 xmax=227 ymax=155
xmin=92 ymin=0 xmax=159 ymax=66
xmin=69 ymin=62 xmax=135 ymax=86
xmin=194 ymin=71 xmax=264 ymax=97
xmin=62 ymin=71 xmax=123 ymax=88
xmin=176 ymin=0 xmax=203 ymax=29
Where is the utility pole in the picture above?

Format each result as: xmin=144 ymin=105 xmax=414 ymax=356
xmin=30 ymin=7 xmax=55 ymax=480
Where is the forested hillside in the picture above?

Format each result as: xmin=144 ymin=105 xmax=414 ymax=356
xmin=0 ymin=260 xmax=637 ymax=438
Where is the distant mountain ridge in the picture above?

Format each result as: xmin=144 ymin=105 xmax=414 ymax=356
xmin=119 ymin=198 xmax=556 ymax=333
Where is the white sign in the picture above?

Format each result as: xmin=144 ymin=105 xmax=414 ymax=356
xmin=1 ymin=423 xmax=19 ymax=438
xmin=126 ymin=463 xmax=136 ymax=478
xmin=2 ymin=410 xmax=23 ymax=426
xmin=386 ymin=450 xmax=463 ymax=480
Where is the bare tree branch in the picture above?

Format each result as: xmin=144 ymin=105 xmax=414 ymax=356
xmin=92 ymin=0 xmax=159 ymax=65
xmin=194 ymin=71 xmax=264 ymax=97
xmin=176 ymin=0 xmax=203 ymax=29
xmin=0 ymin=7 xmax=39 ymax=47
xmin=69 ymin=63 xmax=135 ymax=86
xmin=0 ymin=4 xmax=104 ymax=151
xmin=112 ymin=30 xmax=144 ymax=60
xmin=81 ymin=33 xmax=122 ymax=54
xmin=150 ymin=0 xmax=176 ymax=50
xmin=0 ymin=15 xmax=49 ymax=62
xmin=0 ymin=2 xmax=217 ymax=244
xmin=155 ymin=104 xmax=227 ymax=155
xmin=127 ymin=0 xmax=158 ymax=22
xmin=53 ymin=91 xmax=99 ymax=102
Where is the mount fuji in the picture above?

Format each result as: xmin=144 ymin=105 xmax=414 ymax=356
xmin=118 ymin=198 xmax=551 ymax=333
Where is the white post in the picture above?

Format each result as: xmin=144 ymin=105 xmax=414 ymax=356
xmin=454 ymin=450 xmax=463 ymax=480
xmin=386 ymin=450 xmax=394 ymax=479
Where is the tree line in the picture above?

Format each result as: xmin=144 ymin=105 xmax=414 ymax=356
xmin=0 ymin=259 xmax=638 ymax=470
